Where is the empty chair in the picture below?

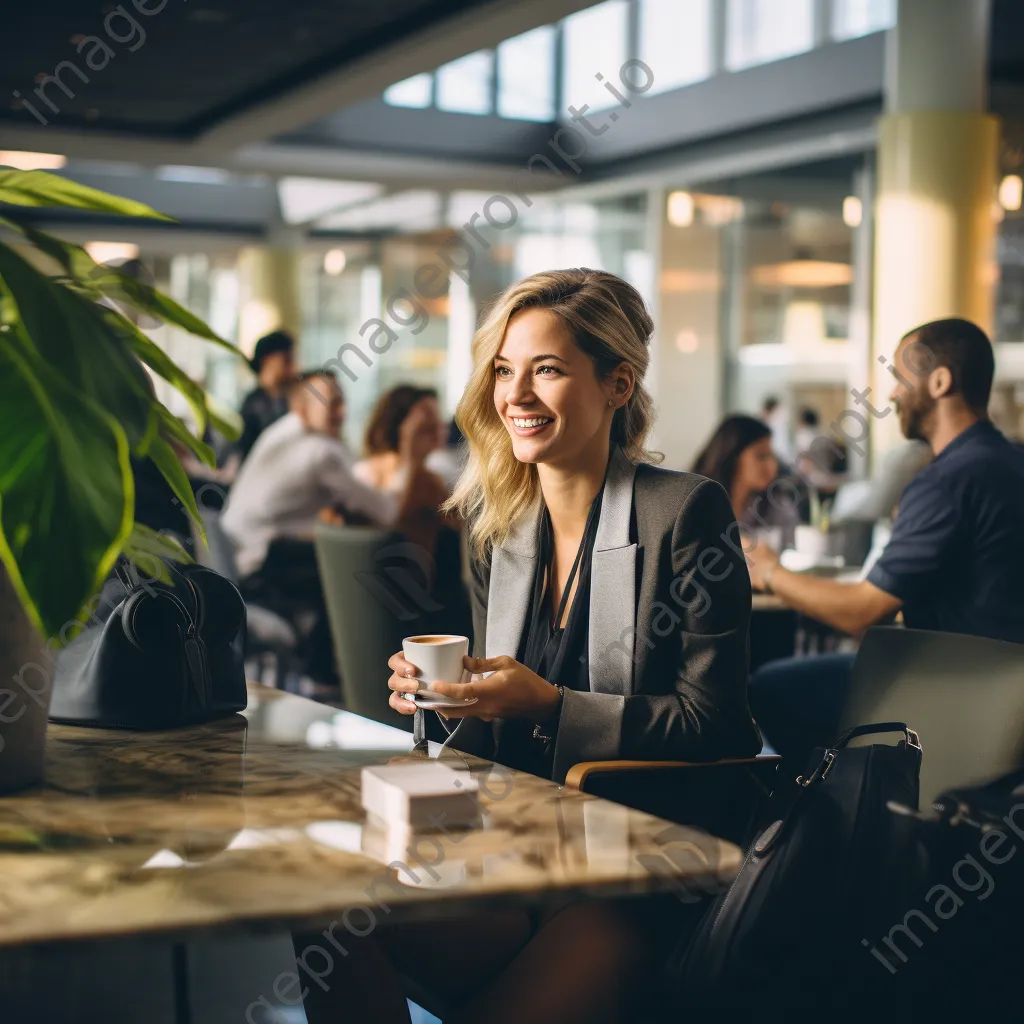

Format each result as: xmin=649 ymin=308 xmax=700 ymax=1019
xmin=840 ymin=626 xmax=1024 ymax=805
xmin=314 ymin=524 xmax=431 ymax=730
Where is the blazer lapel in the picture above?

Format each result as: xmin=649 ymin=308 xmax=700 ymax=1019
xmin=589 ymin=447 xmax=638 ymax=695
xmin=485 ymin=505 xmax=539 ymax=661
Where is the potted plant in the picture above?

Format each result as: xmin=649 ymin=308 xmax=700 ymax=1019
xmin=0 ymin=168 xmax=243 ymax=793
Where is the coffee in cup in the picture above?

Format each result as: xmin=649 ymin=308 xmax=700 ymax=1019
xmin=401 ymin=634 xmax=471 ymax=704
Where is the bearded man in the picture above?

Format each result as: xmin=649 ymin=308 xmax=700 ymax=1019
xmin=745 ymin=318 xmax=1024 ymax=762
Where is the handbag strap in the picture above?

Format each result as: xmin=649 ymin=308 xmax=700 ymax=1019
xmin=833 ymin=721 xmax=921 ymax=752
xmin=797 ymin=721 xmax=921 ymax=789
xmin=116 ymin=556 xmax=200 ymax=629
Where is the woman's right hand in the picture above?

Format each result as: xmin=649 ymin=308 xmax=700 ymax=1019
xmin=387 ymin=651 xmax=420 ymax=716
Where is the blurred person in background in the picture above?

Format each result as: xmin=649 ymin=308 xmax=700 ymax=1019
xmin=222 ymin=371 xmax=432 ymax=686
xmin=354 ymin=385 xmax=471 ymax=638
xmin=792 ymin=406 xmax=846 ymax=494
xmin=747 ymin=318 xmax=1024 ymax=765
xmin=793 ymin=407 xmax=819 ymax=458
xmin=761 ymin=394 xmax=792 ymax=463
xmin=692 ymin=414 xmax=801 ymax=550
xmin=235 ymin=329 xmax=296 ymax=462
xmin=426 ymin=418 xmax=469 ymax=491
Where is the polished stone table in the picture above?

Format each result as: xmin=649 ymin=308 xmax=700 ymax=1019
xmin=0 ymin=684 xmax=741 ymax=951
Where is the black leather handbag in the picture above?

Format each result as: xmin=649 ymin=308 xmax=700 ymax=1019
xmin=50 ymin=560 xmax=248 ymax=728
xmin=669 ymin=722 xmax=926 ymax=1010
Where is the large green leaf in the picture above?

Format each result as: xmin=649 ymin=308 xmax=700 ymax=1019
xmin=148 ymin=436 xmax=205 ymax=544
xmin=100 ymin=306 xmax=208 ymax=435
xmin=0 ymin=242 xmax=151 ymax=447
xmin=0 ymin=340 xmax=133 ymax=638
xmin=122 ymin=523 xmax=191 ymax=585
xmin=157 ymin=405 xmax=216 ymax=469
xmin=204 ymin=390 xmax=243 ymax=441
xmin=0 ymin=219 xmax=238 ymax=354
xmin=0 ymin=169 xmax=171 ymax=220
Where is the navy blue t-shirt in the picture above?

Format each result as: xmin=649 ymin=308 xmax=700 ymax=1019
xmin=867 ymin=422 xmax=1024 ymax=643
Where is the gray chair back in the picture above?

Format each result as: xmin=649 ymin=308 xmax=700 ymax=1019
xmin=840 ymin=626 xmax=1024 ymax=805
xmin=314 ymin=524 xmax=430 ymax=731
xmin=195 ymin=511 xmax=240 ymax=584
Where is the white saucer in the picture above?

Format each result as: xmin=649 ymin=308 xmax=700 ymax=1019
xmin=408 ymin=692 xmax=479 ymax=710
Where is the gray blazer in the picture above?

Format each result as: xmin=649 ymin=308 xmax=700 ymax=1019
xmin=457 ymin=447 xmax=762 ymax=781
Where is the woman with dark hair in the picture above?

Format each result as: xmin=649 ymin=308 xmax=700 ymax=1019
xmin=692 ymin=414 xmax=799 ymax=547
xmin=354 ymin=385 xmax=471 ymax=638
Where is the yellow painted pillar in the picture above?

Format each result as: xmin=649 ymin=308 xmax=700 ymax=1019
xmin=236 ymin=244 xmax=302 ymax=357
xmin=871 ymin=0 xmax=1000 ymax=456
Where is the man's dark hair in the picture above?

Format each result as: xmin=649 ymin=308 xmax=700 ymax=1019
xmin=250 ymin=330 xmax=295 ymax=373
xmin=904 ymin=317 xmax=994 ymax=412
xmin=762 ymin=396 xmax=779 ymax=414
xmin=799 ymin=407 xmax=819 ymax=428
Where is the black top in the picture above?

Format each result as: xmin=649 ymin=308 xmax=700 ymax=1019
xmin=867 ymin=421 xmax=1024 ymax=644
xmin=520 ymin=493 xmax=602 ymax=689
xmin=514 ymin=492 xmax=602 ymax=774
xmin=236 ymin=387 xmax=289 ymax=461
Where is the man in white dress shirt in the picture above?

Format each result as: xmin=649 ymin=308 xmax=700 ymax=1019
xmin=222 ymin=371 xmax=434 ymax=686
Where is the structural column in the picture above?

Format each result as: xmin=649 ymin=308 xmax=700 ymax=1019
xmin=236 ymin=240 xmax=303 ymax=357
xmin=871 ymin=0 xmax=1000 ymax=455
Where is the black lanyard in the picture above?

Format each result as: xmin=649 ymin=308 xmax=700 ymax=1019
xmin=530 ymin=492 xmax=603 ymax=685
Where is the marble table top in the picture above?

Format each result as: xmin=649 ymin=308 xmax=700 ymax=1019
xmin=0 ymin=685 xmax=741 ymax=949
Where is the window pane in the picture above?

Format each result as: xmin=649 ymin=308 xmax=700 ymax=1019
xmin=832 ymin=0 xmax=896 ymax=41
xmin=726 ymin=0 xmax=814 ymax=71
xmin=498 ymin=26 xmax=556 ymax=121
xmin=436 ymin=50 xmax=494 ymax=115
xmin=562 ymin=1 xmax=630 ymax=113
xmin=383 ymin=73 xmax=432 ymax=108
xmin=640 ymin=0 xmax=712 ymax=94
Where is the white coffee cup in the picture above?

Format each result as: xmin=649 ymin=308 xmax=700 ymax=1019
xmin=401 ymin=634 xmax=472 ymax=704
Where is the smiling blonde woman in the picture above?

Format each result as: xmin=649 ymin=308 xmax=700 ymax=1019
xmin=387 ymin=267 xmax=761 ymax=781
xmin=297 ymin=269 xmax=763 ymax=1024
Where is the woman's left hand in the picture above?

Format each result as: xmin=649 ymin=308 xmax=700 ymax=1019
xmin=427 ymin=656 xmax=562 ymax=723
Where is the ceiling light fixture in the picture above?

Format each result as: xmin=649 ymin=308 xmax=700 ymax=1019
xmin=84 ymin=241 xmax=140 ymax=264
xmin=0 ymin=150 xmax=66 ymax=170
xmin=842 ymin=195 xmax=863 ymax=228
xmin=999 ymin=174 xmax=1023 ymax=212
xmin=667 ymin=191 xmax=694 ymax=228
xmin=323 ymin=249 xmax=347 ymax=276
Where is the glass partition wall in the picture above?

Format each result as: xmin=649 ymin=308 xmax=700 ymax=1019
xmin=656 ymin=156 xmax=872 ymax=473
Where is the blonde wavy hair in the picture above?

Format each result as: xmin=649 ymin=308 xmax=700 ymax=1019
xmin=447 ymin=267 xmax=660 ymax=560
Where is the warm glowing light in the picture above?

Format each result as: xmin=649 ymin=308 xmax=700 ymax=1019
xmin=0 ymin=150 xmax=66 ymax=170
xmin=842 ymin=195 xmax=863 ymax=228
xmin=667 ymin=191 xmax=694 ymax=227
xmin=999 ymin=174 xmax=1022 ymax=212
xmin=675 ymin=329 xmax=699 ymax=353
xmin=84 ymin=241 xmax=140 ymax=264
xmin=751 ymin=260 xmax=853 ymax=289
xmin=659 ymin=268 xmax=721 ymax=292
xmin=323 ymin=248 xmax=347 ymax=276
xmin=699 ymin=194 xmax=744 ymax=226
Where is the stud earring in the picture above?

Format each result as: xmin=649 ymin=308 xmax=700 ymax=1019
xmin=608 ymin=399 xmax=615 ymax=407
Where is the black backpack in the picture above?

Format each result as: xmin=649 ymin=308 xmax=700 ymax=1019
xmin=669 ymin=722 xmax=926 ymax=1010
xmin=877 ymin=766 xmax=1024 ymax=1014
xmin=50 ymin=560 xmax=247 ymax=728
